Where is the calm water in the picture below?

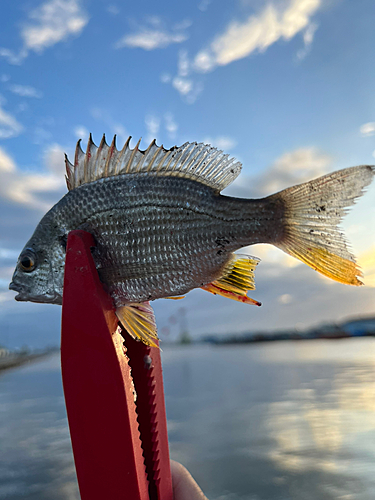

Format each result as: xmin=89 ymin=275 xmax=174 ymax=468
xmin=1 ymin=339 xmax=375 ymax=499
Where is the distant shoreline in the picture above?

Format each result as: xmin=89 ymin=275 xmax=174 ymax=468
xmin=0 ymin=351 xmax=54 ymax=372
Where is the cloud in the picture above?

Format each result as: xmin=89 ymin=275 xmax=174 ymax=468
xmin=90 ymin=108 xmax=129 ymax=145
xmin=194 ymin=0 xmax=321 ymax=72
xmin=296 ymin=21 xmax=318 ymax=60
xmin=0 ymin=144 xmax=66 ymax=211
xmin=73 ymin=125 xmax=89 ymax=139
xmin=231 ymin=147 xmax=331 ymax=197
xmin=145 ymin=115 xmax=160 ymax=143
xmin=164 ymin=113 xmax=178 ymax=140
xmin=144 ymin=113 xmax=179 ymax=143
xmin=360 ymin=122 xmax=375 ymax=137
xmin=177 ymin=49 xmax=189 ymax=77
xmin=8 ymin=84 xmax=43 ymax=98
xmin=167 ymin=51 xmax=204 ymax=104
xmin=203 ymin=136 xmax=237 ymax=151
xmin=0 ymin=48 xmax=27 ymax=65
xmin=172 ymin=77 xmax=193 ymax=95
xmin=358 ymin=246 xmax=375 ymax=287
xmin=107 ymin=5 xmax=120 ymax=15
xmin=160 ymin=73 xmax=172 ymax=83
xmin=256 ymin=147 xmax=331 ymax=194
xmin=0 ymin=0 xmax=88 ymax=64
xmin=21 ymin=0 xmax=88 ymax=53
xmin=0 ymin=147 xmax=16 ymax=173
xmin=0 ymin=105 xmax=23 ymax=139
xmin=115 ymin=17 xmax=190 ymax=50
xmin=198 ymin=0 xmax=212 ymax=12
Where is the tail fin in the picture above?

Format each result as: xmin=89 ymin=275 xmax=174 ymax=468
xmin=271 ymin=165 xmax=374 ymax=285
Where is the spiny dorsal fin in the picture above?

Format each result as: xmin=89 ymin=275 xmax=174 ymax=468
xmin=65 ymin=134 xmax=242 ymax=193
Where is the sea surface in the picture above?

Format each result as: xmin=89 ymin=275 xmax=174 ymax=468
xmin=1 ymin=339 xmax=375 ymax=500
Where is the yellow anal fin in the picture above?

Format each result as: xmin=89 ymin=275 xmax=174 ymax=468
xmin=201 ymin=254 xmax=261 ymax=306
xmin=163 ymin=295 xmax=186 ymax=300
xmin=116 ymin=301 xmax=159 ymax=348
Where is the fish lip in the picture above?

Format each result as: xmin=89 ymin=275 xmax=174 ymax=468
xmin=9 ymin=282 xmax=23 ymax=300
xmin=9 ymin=281 xmax=21 ymax=292
xmin=8 ymin=282 xmax=62 ymax=304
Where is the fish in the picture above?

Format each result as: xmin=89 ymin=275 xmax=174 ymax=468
xmin=9 ymin=135 xmax=375 ymax=346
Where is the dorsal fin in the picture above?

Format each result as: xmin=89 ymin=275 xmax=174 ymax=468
xmin=65 ymin=134 xmax=242 ymax=193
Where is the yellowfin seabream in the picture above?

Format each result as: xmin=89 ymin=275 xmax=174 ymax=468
xmin=9 ymin=136 xmax=375 ymax=346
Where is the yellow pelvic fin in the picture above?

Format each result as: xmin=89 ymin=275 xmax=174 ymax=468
xmin=116 ymin=302 xmax=159 ymax=348
xmin=201 ymin=254 xmax=261 ymax=306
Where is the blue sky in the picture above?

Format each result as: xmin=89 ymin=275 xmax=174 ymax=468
xmin=0 ymin=0 xmax=374 ymax=349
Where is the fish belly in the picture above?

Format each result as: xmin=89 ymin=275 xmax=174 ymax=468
xmin=85 ymin=206 xmax=235 ymax=305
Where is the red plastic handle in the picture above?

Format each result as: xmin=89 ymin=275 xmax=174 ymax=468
xmin=61 ymin=230 xmax=172 ymax=500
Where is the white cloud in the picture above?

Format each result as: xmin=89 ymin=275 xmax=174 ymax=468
xmin=74 ymin=125 xmax=89 ymax=139
xmin=21 ymin=0 xmax=89 ymax=53
xmin=254 ymin=147 xmax=331 ymax=195
xmin=194 ymin=0 xmax=321 ymax=72
xmin=160 ymin=73 xmax=172 ymax=83
xmin=203 ymin=136 xmax=237 ymax=151
xmin=360 ymin=122 xmax=375 ymax=137
xmin=296 ymin=21 xmax=318 ymax=60
xmin=164 ymin=113 xmax=178 ymax=140
xmin=90 ymin=108 xmax=129 ymax=145
xmin=9 ymin=84 xmax=43 ymax=98
xmin=198 ymin=0 xmax=212 ymax=12
xmin=172 ymin=77 xmax=193 ymax=96
xmin=0 ymin=48 xmax=27 ymax=65
xmin=107 ymin=5 xmax=120 ymax=15
xmin=0 ymin=105 xmax=23 ymax=139
xmin=0 ymin=147 xmax=16 ymax=173
xmin=145 ymin=115 xmax=160 ymax=143
xmin=43 ymin=144 xmax=66 ymax=175
xmin=278 ymin=293 xmax=292 ymax=304
xmin=227 ymin=146 xmax=332 ymax=202
xmin=0 ymin=0 xmax=88 ymax=64
xmin=0 ymin=144 xmax=66 ymax=211
xmin=177 ymin=50 xmax=190 ymax=77
xmin=115 ymin=17 xmax=190 ymax=50
xmin=116 ymin=31 xmax=186 ymax=50
xmin=0 ymin=74 xmax=10 ymax=83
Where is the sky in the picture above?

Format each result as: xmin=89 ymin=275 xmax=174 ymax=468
xmin=0 ymin=0 xmax=374 ymax=349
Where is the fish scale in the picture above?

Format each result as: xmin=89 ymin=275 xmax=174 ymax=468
xmin=9 ymin=135 xmax=374 ymax=346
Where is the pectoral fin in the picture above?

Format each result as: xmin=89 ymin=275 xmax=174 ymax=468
xmin=116 ymin=302 xmax=159 ymax=348
xmin=201 ymin=254 xmax=261 ymax=306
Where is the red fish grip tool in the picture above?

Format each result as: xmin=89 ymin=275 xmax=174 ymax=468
xmin=61 ymin=230 xmax=173 ymax=500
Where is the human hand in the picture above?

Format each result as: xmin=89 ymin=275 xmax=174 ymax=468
xmin=171 ymin=460 xmax=208 ymax=500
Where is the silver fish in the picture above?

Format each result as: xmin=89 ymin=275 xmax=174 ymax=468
xmin=9 ymin=135 xmax=375 ymax=346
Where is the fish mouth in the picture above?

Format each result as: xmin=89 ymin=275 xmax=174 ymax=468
xmin=8 ymin=282 xmax=62 ymax=304
xmin=9 ymin=281 xmax=23 ymax=301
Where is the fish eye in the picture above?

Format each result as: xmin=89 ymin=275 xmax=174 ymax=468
xmin=19 ymin=249 xmax=37 ymax=272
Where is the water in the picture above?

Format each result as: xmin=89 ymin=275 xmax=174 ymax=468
xmin=1 ymin=339 xmax=375 ymax=499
